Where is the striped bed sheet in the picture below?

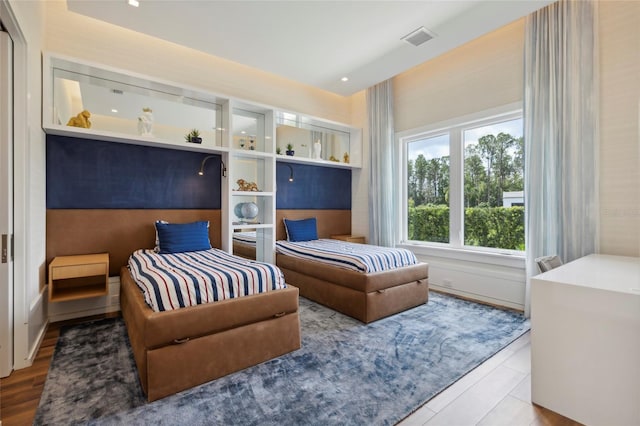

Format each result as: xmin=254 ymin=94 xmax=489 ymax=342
xmin=128 ymin=248 xmax=286 ymax=312
xmin=233 ymin=231 xmax=257 ymax=245
xmin=275 ymin=239 xmax=418 ymax=273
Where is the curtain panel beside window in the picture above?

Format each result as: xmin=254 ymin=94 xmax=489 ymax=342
xmin=367 ymin=80 xmax=397 ymax=247
xmin=524 ymin=0 xmax=599 ymax=316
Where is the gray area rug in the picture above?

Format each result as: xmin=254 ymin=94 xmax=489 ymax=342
xmin=34 ymin=292 xmax=529 ymax=425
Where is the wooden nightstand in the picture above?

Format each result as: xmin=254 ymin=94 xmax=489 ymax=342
xmin=331 ymin=234 xmax=366 ymax=244
xmin=48 ymin=253 xmax=109 ymax=302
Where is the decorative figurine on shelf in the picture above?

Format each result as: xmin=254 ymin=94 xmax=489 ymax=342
xmin=329 ymin=155 xmax=340 ymax=162
xmin=249 ymin=138 xmax=255 ymax=150
xmin=343 ymin=152 xmax=350 ymax=164
xmin=236 ymin=179 xmax=259 ymax=192
xmin=137 ymin=107 xmax=154 ymax=136
xmin=313 ymin=139 xmax=322 ymax=160
xmin=66 ymin=110 xmax=91 ymax=128
xmin=239 ymin=138 xmax=246 ymax=149
xmin=185 ymin=129 xmax=202 ymax=144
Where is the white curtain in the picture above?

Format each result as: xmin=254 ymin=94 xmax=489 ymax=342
xmin=524 ymin=0 xmax=599 ymax=316
xmin=367 ymin=80 xmax=396 ymax=247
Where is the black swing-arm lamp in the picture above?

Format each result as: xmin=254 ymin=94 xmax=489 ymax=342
xmin=198 ymin=155 xmax=226 ymax=177
xmin=284 ymin=163 xmax=294 ymax=182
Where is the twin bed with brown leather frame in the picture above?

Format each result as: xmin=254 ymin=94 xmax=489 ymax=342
xmin=276 ymin=253 xmax=428 ymax=324
xmin=120 ymin=266 xmax=300 ymax=401
xmin=274 ymin=215 xmax=429 ymax=324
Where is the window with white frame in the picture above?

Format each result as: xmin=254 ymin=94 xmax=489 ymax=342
xmin=400 ymin=109 xmax=524 ymax=252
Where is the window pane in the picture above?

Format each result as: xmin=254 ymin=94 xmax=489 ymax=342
xmin=407 ymin=134 xmax=450 ymax=243
xmin=463 ymin=118 xmax=524 ymax=250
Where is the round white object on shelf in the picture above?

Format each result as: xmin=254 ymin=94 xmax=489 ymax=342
xmin=240 ymin=202 xmax=259 ymax=220
xmin=234 ymin=203 xmax=245 ymax=219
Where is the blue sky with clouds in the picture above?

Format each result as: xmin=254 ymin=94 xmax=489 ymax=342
xmin=408 ymin=118 xmax=523 ymax=161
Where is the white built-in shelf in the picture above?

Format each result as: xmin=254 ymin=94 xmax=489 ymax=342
xmin=231 ymin=191 xmax=275 ymax=197
xmin=42 ymin=53 xmax=362 ymax=264
xmin=276 ymin=154 xmax=359 ymax=170
xmin=232 ymin=150 xmax=273 ymax=160
xmin=231 ymin=223 xmax=273 ymax=231
xmin=42 ymin=53 xmax=362 ymax=169
xmin=44 ymin=124 xmax=230 ymax=155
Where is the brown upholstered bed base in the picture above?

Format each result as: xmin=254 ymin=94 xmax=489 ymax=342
xmin=120 ymin=267 xmax=301 ymax=402
xmin=276 ymin=254 xmax=429 ymax=323
xmin=232 ymin=241 xmax=256 ymax=260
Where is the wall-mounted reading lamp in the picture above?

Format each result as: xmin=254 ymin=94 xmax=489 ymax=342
xmin=198 ymin=155 xmax=226 ymax=178
xmin=285 ymin=164 xmax=294 ymax=182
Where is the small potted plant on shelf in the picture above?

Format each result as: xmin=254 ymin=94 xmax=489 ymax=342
xmin=286 ymin=143 xmax=295 ymax=156
xmin=276 ymin=146 xmax=282 ymax=155
xmin=185 ymin=129 xmax=202 ymax=144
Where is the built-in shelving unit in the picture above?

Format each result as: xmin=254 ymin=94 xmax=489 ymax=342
xmin=42 ymin=53 xmax=362 ymax=263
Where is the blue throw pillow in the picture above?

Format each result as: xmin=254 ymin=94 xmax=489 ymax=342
xmin=155 ymin=221 xmax=211 ymax=254
xmin=284 ymin=218 xmax=318 ymax=242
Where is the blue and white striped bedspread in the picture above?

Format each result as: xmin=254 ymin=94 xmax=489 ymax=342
xmin=128 ymin=248 xmax=286 ymax=312
xmin=275 ymin=239 xmax=418 ymax=273
xmin=233 ymin=231 xmax=257 ymax=245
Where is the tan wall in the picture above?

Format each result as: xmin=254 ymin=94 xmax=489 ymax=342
xmin=393 ymin=18 xmax=525 ymax=133
xmin=598 ymin=1 xmax=640 ymax=256
xmin=392 ymin=3 xmax=640 ymax=257
xmin=43 ymin=0 xmax=351 ymax=125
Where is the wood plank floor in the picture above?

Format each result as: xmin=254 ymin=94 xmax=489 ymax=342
xmin=0 ymin=316 xmax=580 ymax=426
xmin=399 ymin=332 xmax=583 ymax=426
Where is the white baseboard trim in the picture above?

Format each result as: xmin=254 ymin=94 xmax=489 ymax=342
xmin=26 ymin=317 xmax=48 ymax=364
xmin=48 ymin=277 xmax=121 ymax=323
xmin=13 ymin=289 xmax=48 ymax=370
xmin=48 ymin=304 xmax=120 ymax=324
xmin=431 ymin=284 xmax=524 ymax=312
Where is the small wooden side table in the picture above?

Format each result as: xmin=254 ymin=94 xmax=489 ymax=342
xmin=48 ymin=253 xmax=109 ymax=302
xmin=330 ymin=234 xmax=366 ymax=244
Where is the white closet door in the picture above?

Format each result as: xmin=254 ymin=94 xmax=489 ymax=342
xmin=0 ymin=28 xmax=14 ymax=378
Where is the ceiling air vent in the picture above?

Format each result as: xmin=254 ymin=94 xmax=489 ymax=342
xmin=401 ymin=26 xmax=436 ymax=47
xmin=111 ymin=89 xmax=124 ymax=95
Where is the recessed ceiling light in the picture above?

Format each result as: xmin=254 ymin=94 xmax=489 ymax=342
xmin=128 ymin=0 xmax=139 ymax=7
xmin=341 ymin=77 xmax=349 ymax=82
xmin=111 ymin=109 xmax=118 ymax=113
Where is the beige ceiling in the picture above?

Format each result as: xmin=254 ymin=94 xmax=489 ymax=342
xmin=66 ymin=0 xmax=554 ymax=96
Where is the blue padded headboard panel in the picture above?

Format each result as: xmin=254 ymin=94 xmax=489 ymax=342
xmin=276 ymin=162 xmax=351 ymax=209
xmin=46 ymin=135 xmax=221 ymax=209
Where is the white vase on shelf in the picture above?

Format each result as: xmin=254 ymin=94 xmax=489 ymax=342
xmin=313 ymin=140 xmax=322 ymax=160
xmin=137 ymin=107 xmax=154 ymax=136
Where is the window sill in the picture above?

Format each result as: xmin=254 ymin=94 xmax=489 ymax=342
xmin=398 ymin=242 xmax=526 ymax=269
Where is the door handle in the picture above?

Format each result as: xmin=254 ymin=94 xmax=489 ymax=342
xmin=1 ymin=234 xmax=6 ymax=263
